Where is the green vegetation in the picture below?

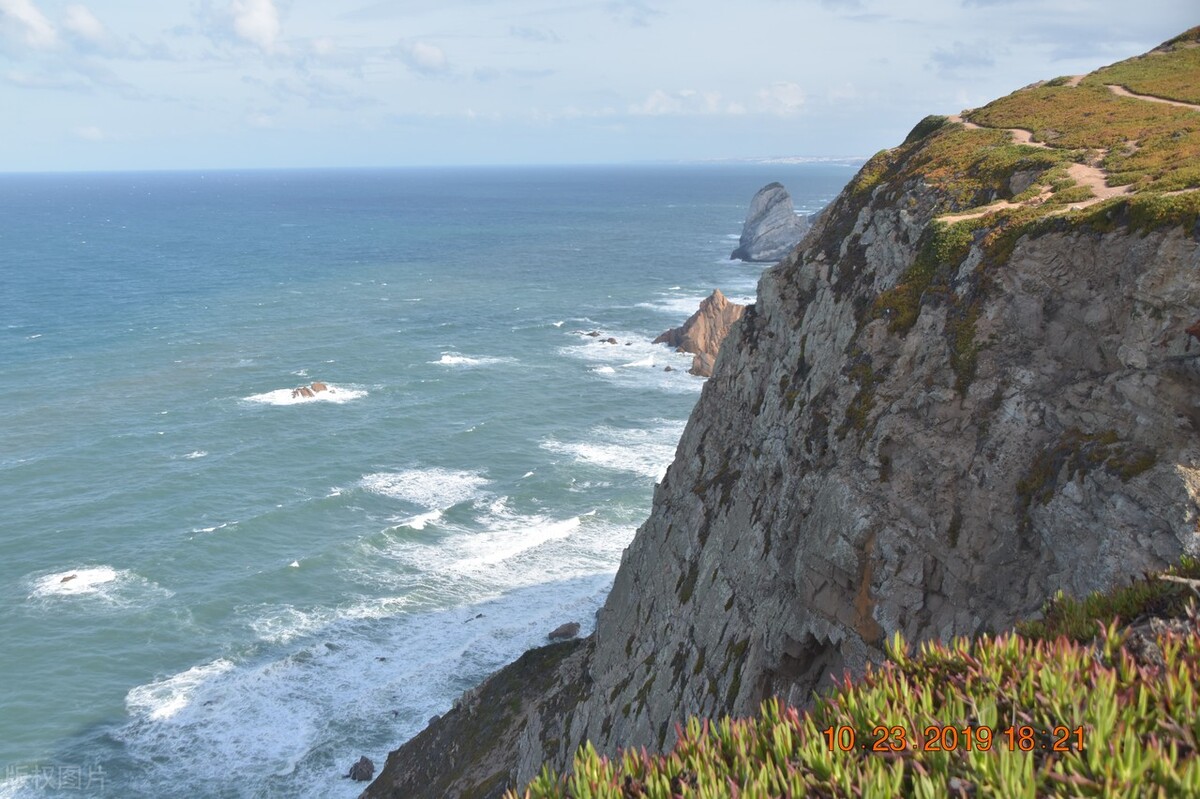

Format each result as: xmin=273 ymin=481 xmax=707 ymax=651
xmin=902 ymin=115 xmax=950 ymax=145
xmin=969 ymin=83 xmax=1200 ymax=193
xmin=1018 ymin=557 xmax=1200 ymax=642
xmin=1015 ymin=428 xmax=1158 ymax=533
xmin=510 ymin=564 xmax=1200 ymax=798
xmin=871 ymin=221 xmax=978 ymax=335
xmin=1085 ymin=26 xmax=1200 ymax=105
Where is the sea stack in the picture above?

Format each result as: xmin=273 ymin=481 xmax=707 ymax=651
xmin=653 ymin=290 xmax=746 ymax=377
xmin=730 ymin=182 xmax=810 ymax=262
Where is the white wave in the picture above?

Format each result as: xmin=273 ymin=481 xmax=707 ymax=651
xmin=563 ymin=334 xmax=698 ymax=393
xmin=552 ymin=321 xmax=564 ymax=327
xmin=361 ymin=468 xmax=489 ymax=509
xmin=193 ymin=521 xmax=234 ymax=534
xmin=32 ymin=567 xmax=119 ymax=596
xmin=112 ymin=577 xmax=617 ymax=799
xmin=28 ymin=567 xmax=171 ymax=607
xmin=450 ymin=516 xmax=580 ymax=572
xmin=183 ymin=450 xmax=208 ymax=460
xmin=397 ymin=509 xmax=443 ymax=530
xmin=636 ymin=294 xmax=708 ymax=317
xmin=429 ymin=352 xmax=514 ymax=367
xmin=243 ymin=383 xmax=366 ymax=406
xmin=126 ymin=659 xmax=235 ymax=722
xmin=541 ymin=421 xmax=685 ymax=480
xmin=249 ymin=606 xmax=335 ymax=645
xmin=0 ymin=774 xmax=31 ymax=799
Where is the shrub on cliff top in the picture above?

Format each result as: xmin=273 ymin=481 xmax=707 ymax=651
xmin=510 ymin=565 xmax=1200 ymax=799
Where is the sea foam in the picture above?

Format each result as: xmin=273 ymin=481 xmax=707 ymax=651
xmin=361 ymin=468 xmax=489 ymax=509
xmin=243 ymin=383 xmax=367 ymax=406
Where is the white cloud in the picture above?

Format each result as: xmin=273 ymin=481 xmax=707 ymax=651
xmin=230 ymin=0 xmax=281 ymax=52
xmin=627 ymin=88 xmax=752 ymax=117
xmin=755 ymin=82 xmax=805 ymax=115
xmin=629 ymin=88 xmax=730 ymax=116
xmin=74 ymin=124 xmax=104 ymax=140
xmin=398 ymin=40 xmax=449 ymax=76
xmin=0 ymin=0 xmax=57 ymax=49
xmin=62 ymin=4 xmax=105 ymax=44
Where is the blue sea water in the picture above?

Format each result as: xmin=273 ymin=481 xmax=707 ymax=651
xmin=0 ymin=164 xmax=851 ymax=798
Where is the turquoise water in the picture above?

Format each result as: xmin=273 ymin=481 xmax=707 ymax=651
xmin=0 ymin=164 xmax=850 ymax=798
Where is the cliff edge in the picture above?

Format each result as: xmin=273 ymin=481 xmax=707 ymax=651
xmin=363 ymin=29 xmax=1200 ymax=799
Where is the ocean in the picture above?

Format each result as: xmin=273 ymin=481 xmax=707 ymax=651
xmin=0 ymin=164 xmax=851 ymax=798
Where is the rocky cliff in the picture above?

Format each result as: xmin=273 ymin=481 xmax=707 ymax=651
xmin=364 ymin=31 xmax=1200 ymax=799
xmin=654 ymin=290 xmax=747 ymax=377
xmin=730 ymin=182 xmax=811 ymax=262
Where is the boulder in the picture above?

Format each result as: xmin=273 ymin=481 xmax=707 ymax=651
xmin=730 ymin=182 xmax=811 ymax=262
xmin=653 ymin=290 xmax=747 ymax=377
xmin=547 ymin=622 xmax=581 ymax=641
xmin=347 ymin=756 xmax=375 ymax=782
xmin=311 ymin=381 xmax=328 ymax=392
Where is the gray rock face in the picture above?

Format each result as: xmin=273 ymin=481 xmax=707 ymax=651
xmin=731 ymin=182 xmax=811 ymax=262
xmin=364 ymin=139 xmax=1200 ymax=799
xmin=547 ymin=622 xmax=580 ymax=640
xmin=347 ymin=756 xmax=375 ymax=782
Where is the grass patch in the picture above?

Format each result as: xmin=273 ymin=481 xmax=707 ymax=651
xmin=1018 ymin=557 xmax=1200 ymax=642
xmin=1086 ymin=28 xmax=1200 ymax=105
xmin=512 ymin=561 xmax=1200 ymax=798
xmin=968 ymin=82 xmax=1200 ymax=192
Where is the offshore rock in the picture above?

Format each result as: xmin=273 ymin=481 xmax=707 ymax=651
xmin=347 ymin=756 xmax=375 ymax=782
xmin=653 ymin=290 xmax=746 ymax=377
xmin=730 ymin=182 xmax=811 ymax=262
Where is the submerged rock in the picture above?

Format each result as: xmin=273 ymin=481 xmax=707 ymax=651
xmin=730 ymin=182 xmax=811 ymax=262
xmin=654 ymin=290 xmax=746 ymax=377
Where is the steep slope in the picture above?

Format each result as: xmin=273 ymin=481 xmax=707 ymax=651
xmin=363 ymin=29 xmax=1200 ymax=799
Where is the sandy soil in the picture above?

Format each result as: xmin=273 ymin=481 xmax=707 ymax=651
xmin=1106 ymin=83 xmax=1200 ymax=112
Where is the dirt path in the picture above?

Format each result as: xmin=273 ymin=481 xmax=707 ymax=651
xmin=1105 ymin=83 xmax=1200 ymax=112
xmin=937 ymin=84 xmax=1199 ymax=222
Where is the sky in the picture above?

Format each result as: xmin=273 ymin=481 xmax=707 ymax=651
xmin=0 ymin=0 xmax=1193 ymax=171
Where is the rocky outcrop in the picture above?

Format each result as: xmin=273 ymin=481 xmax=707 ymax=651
xmin=730 ymin=182 xmax=811 ymax=262
xmin=365 ymin=40 xmax=1200 ymax=799
xmin=547 ymin=622 xmax=581 ymax=641
xmin=347 ymin=757 xmax=375 ymax=782
xmin=359 ymin=641 xmax=590 ymax=799
xmin=654 ymin=290 xmax=746 ymax=377
xmin=292 ymin=382 xmax=329 ymax=399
